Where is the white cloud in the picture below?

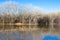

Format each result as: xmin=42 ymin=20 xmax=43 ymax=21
xmin=0 ymin=1 xmax=21 ymax=14
xmin=23 ymin=3 xmax=44 ymax=14
xmin=0 ymin=2 xmax=45 ymax=14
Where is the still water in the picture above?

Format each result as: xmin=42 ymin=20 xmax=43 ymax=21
xmin=0 ymin=25 xmax=60 ymax=40
xmin=0 ymin=31 xmax=60 ymax=40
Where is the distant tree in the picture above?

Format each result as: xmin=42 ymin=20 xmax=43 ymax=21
xmin=37 ymin=16 xmax=50 ymax=28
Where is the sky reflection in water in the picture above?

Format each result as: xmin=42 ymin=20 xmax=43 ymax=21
xmin=0 ymin=32 xmax=59 ymax=40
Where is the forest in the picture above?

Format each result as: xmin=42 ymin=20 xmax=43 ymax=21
xmin=0 ymin=2 xmax=60 ymax=32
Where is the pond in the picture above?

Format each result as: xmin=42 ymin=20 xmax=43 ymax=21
xmin=0 ymin=31 xmax=59 ymax=40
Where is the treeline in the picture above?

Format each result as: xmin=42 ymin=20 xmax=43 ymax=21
xmin=0 ymin=2 xmax=60 ymax=30
xmin=0 ymin=12 xmax=60 ymax=28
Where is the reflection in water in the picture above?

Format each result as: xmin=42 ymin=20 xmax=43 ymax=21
xmin=0 ymin=31 xmax=59 ymax=40
xmin=43 ymin=34 xmax=60 ymax=40
xmin=0 ymin=32 xmax=33 ymax=40
xmin=0 ymin=25 xmax=60 ymax=40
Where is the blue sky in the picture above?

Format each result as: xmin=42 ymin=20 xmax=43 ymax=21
xmin=0 ymin=0 xmax=60 ymax=12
